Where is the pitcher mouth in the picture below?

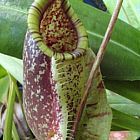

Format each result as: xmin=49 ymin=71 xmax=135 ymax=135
xmin=27 ymin=0 xmax=88 ymax=60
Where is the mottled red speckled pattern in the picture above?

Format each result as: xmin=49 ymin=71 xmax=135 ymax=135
xmin=40 ymin=0 xmax=78 ymax=53
xmin=23 ymin=32 xmax=62 ymax=140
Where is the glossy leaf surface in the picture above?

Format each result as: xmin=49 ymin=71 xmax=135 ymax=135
xmin=0 ymin=53 xmax=23 ymax=84
xmin=107 ymin=90 xmax=140 ymax=116
xmin=105 ymin=80 xmax=140 ymax=104
xmin=112 ymin=109 xmax=140 ymax=131
xmin=103 ymin=0 xmax=140 ymax=30
xmin=0 ymin=76 xmax=9 ymax=103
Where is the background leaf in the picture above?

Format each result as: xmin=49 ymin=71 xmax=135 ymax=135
xmin=103 ymin=0 xmax=140 ymax=30
xmin=0 ymin=0 xmax=32 ymax=59
xmin=0 ymin=0 xmax=32 ymax=9
xmin=112 ymin=109 xmax=140 ymax=132
xmin=105 ymin=80 xmax=140 ymax=104
xmin=0 ymin=66 xmax=7 ymax=79
xmin=107 ymin=90 xmax=140 ymax=116
xmin=0 ymin=53 xmax=23 ymax=84
xmin=0 ymin=75 xmax=9 ymax=103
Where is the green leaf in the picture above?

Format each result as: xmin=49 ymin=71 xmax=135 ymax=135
xmin=112 ymin=109 xmax=140 ymax=132
xmin=105 ymin=80 xmax=140 ymax=104
xmin=0 ymin=0 xmax=33 ymax=9
xmin=0 ymin=1 xmax=31 ymax=58
xmin=0 ymin=65 xmax=7 ymax=78
xmin=12 ymin=122 xmax=20 ymax=140
xmin=0 ymin=75 xmax=9 ymax=103
xmin=106 ymin=84 xmax=140 ymax=132
xmin=103 ymin=0 xmax=140 ymax=30
xmin=3 ymin=74 xmax=16 ymax=140
xmin=107 ymin=90 xmax=140 ymax=116
xmin=111 ymin=125 xmax=126 ymax=131
xmin=0 ymin=53 xmax=23 ymax=84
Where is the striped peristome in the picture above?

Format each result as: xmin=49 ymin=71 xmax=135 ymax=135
xmin=23 ymin=0 xmax=99 ymax=140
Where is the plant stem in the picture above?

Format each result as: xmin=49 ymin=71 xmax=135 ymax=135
xmin=14 ymin=79 xmax=34 ymax=139
xmin=3 ymin=74 xmax=16 ymax=140
xmin=73 ymin=0 xmax=123 ymax=137
xmin=12 ymin=122 xmax=20 ymax=140
xmin=14 ymin=82 xmax=27 ymax=126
